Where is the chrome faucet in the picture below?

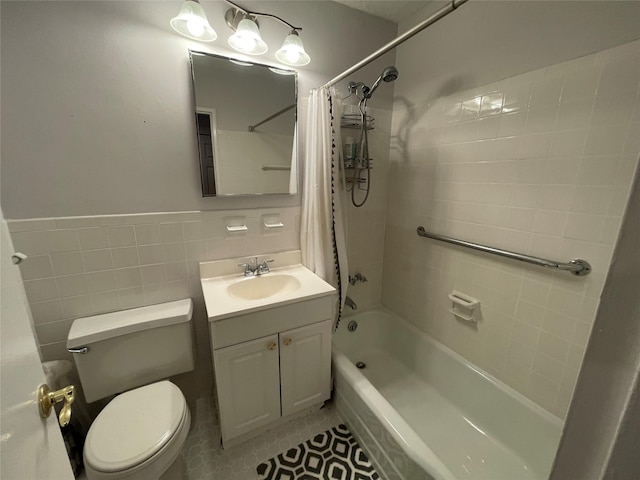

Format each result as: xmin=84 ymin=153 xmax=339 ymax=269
xmin=237 ymin=257 xmax=257 ymax=276
xmin=345 ymin=296 xmax=357 ymax=310
xmin=238 ymin=257 xmax=273 ymax=276
xmin=257 ymin=258 xmax=274 ymax=275
xmin=349 ymin=273 xmax=368 ymax=285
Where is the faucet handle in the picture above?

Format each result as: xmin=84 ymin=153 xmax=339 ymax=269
xmin=257 ymin=258 xmax=274 ymax=274
xmin=237 ymin=263 xmax=254 ymax=276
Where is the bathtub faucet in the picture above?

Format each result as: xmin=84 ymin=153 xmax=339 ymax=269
xmin=345 ymin=296 xmax=357 ymax=310
xmin=349 ymin=273 xmax=368 ymax=285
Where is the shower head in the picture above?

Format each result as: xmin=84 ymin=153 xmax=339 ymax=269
xmin=381 ymin=66 xmax=399 ymax=82
xmin=363 ymin=66 xmax=398 ymax=99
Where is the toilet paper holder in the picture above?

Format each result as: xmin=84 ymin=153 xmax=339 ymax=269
xmin=38 ymin=384 xmax=75 ymax=427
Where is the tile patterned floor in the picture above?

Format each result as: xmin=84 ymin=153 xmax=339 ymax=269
xmin=256 ymin=424 xmax=379 ymax=480
xmin=185 ymin=397 xmax=342 ymax=480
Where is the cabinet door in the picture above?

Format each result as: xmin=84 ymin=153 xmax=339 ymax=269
xmin=280 ymin=320 xmax=332 ymax=417
xmin=214 ymin=334 xmax=281 ymax=443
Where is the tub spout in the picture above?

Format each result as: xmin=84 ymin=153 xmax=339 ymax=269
xmin=345 ymin=296 xmax=357 ymax=310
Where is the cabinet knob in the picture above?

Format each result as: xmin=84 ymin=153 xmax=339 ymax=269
xmin=268 ymin=342 xmax=277 ymax=351
xmin=283 ymin=338 xmax=292 ymax=346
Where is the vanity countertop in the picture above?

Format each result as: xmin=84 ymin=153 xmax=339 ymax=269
xmin=200 ymin=263 xmax=336 ymax=322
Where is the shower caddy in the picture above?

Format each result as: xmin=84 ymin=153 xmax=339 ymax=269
xmin=340 ymin=108 xmax=375 ymax=188
xmin=340 ymin=66 xmax=398 ymax=207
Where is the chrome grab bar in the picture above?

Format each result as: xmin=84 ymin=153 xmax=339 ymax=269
xmin=416 ymin=226 xmax=591 ymax=276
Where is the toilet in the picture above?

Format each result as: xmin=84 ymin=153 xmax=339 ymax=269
xmin=67 ymin=299 xmax=195 ymax=480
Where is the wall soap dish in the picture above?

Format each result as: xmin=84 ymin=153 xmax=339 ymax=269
xmin=448 ymin=290 xmax=480 ymax=322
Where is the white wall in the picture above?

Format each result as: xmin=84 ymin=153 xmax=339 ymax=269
xmin=0 ymin=0 xmax=397 ymax=219
xmin=550 ymin=168 xmax=640 ymax=480
xmin=394 ymin=0 xmax=640 ymax=103
xmin=383 ymin=37 xmax=639 ymax=418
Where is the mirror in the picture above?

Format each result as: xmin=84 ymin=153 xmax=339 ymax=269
xmin=189 ymin=51 xmax=297 ymax=196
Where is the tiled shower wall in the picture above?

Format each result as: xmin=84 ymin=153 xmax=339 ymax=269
xmin=382 ymin=40 xmax=640 ymax=418
xmin=341 ymin=105 xmax=392 ymax=312
xmin=8 ymin=207 xmax=300 ymax=400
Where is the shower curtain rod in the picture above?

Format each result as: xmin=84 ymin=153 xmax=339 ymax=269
xmin=317 ymin=0 xmax=468 ymax=90
xmin=248 ymin=104 xmax=296 ymax=132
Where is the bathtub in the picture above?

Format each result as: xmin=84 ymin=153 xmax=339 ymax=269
xmin=332 ymin=308 xmax=563 ymax=480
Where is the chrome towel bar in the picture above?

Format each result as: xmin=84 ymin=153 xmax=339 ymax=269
xmin=416 ymin=226 xmax=591 ymax=276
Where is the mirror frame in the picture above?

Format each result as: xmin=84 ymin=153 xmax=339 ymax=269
xmin=189 ymin=50 xmax=298 ymax=197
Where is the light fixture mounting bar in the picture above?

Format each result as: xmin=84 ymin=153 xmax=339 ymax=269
xmin=225 ymin=8 xmax=258 ymax=30
xmin=223 ymin=0 xmax=302 ymax=31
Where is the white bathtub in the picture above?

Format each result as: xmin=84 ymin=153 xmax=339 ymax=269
xmin=332 ymin=308 xmax=563 ymax=480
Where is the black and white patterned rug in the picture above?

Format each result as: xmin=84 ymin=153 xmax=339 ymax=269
xmin=256 ymin=424 xmax=379 ymax=480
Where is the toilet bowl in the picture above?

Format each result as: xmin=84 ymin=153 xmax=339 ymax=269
xmin=83 ymin=382 xmax=190 ymax=480
xmin=67 ymin=300 xmax=195 ymax=480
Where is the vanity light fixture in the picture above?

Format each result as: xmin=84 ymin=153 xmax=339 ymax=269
xmin=170 ymin=0 xmax=217 ymax=42
xmin=275 ymin=30 xmax=310 ymax=66
xmin=170 ymin=0 xmax=311 ymax=66
xmin=227 ymin=12 xmax=268 ymax=55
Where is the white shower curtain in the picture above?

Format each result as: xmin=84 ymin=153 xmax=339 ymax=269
xmin=301 ymin=87 xmax=349 ymax=326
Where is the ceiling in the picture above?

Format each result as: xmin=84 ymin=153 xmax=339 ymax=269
xmin=332 ymin=0 xmax=432 ymax=23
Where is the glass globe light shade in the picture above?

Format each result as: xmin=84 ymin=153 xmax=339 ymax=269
xmin=170 ymin=0 xmax=217 ymax=42
xmin=228 ymin=18 xmax=268 ymax=55
xmin=275 ymin=30 xmax=310 ymax=66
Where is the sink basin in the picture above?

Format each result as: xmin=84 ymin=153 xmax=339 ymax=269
xmin=200 ymin=257 xmax=336 ymax=322
xmin=227 ymin=274 xmax=301 ymax=301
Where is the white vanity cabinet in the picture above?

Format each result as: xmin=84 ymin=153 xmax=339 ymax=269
xmin=213 ymin=334 xmax=282 ymax=441
xmin=200 ymin=256 xmax=336 ymax=448
xmin=209 ymin=295 xmax=334 ymax=447
xmin=279 ymin=321 xmax=332 ymax=417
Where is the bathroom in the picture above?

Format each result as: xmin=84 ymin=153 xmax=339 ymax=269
xmin=1 ymin=0 xmax=639 ymax=479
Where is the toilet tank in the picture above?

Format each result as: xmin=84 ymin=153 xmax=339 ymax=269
xmin=67 ymin=299 xmax=194 ymax=403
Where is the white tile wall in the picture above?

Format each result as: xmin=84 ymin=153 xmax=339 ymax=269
xmin=383 ymin=40 xmax=640 ymax=418
xmin=8 ymin=207 xmax=300 ymax=400
xmin=340 ymin=105 xmax=392 ymax=313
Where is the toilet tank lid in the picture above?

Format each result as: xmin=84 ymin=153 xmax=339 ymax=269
xmin=67 ymin=299 xmax=193 ymax=348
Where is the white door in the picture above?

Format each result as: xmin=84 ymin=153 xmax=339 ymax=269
xmin=214 ymin=334 xmax=281 ymax=444
xmin=280 ymin=320 xmax=332 ymax=417
xmin=0 ymin=216 xmax=74 ymax=479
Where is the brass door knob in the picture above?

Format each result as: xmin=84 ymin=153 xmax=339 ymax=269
xmin=38 ymin=384 xmax=75 ymax=427
xmin=268 ymin=342 xmax=277 ymax=351
xmin=283 ymin=338 xmax=292 ymax=346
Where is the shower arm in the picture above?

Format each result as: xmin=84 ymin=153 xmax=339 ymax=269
xmin=317 ymin=0 xmax=468 ymax=91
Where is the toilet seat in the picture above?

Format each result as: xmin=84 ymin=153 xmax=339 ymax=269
xmin=84 ymin=381 xmax=189 ymax=478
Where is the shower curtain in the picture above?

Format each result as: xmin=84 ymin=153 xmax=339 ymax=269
xmin=301 ymin=87 xmax=349 ymax=327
